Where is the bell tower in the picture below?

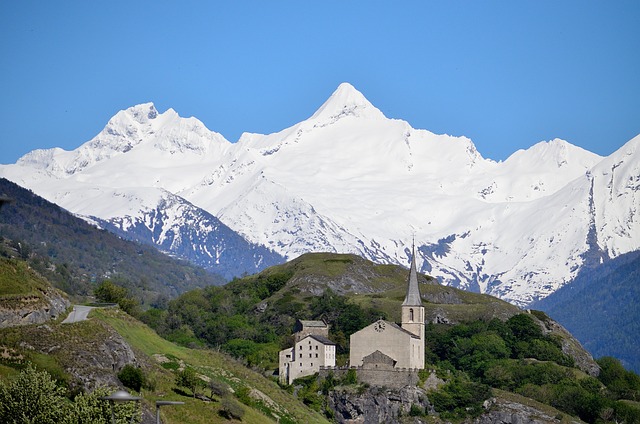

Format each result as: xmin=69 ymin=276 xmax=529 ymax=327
xmin=401 ymin=243 xmax=425 ymax=360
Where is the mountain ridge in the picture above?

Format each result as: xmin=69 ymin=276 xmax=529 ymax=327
xmin=1 ymin=83 xmax=637 ymax=306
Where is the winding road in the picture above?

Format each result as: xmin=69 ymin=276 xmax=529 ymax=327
xmin=62 ymin=305 xmax=94 ymax=324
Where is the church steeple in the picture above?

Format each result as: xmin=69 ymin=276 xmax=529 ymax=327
xmin=402 ymin=242 xmax=422 ymax=306
xmin=400 ymin=241 xmax=425 ymax=369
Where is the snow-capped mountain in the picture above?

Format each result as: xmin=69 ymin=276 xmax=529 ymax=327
xmin=1 ymin=83 xmax=637 ymax=306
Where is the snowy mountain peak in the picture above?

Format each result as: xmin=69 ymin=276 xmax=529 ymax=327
xmin=505 ymin=138 xmax=602 ymax=171
xmin=124 ymin=102 xmax=159 ymax=124
xmin=310 ymin=82 xmax=385 ymax=122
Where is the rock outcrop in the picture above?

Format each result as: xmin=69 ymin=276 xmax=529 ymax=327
xmin=0 ymin=287 xmax=70 ymax=328
xmin=12 ymin=319 xmax=138 ymax=391
xmin=475 ymin=397 xmax=582 ymax=424
xmin=329 ymin=385 xmax=432 ymax=424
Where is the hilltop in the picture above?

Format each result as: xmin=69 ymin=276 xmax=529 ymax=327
xmin=1 ymin=251 xmax=639 ymax=423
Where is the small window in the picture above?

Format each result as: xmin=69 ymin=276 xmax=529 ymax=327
xmin=410 ymin=308 xmax=414 ymax=322
xmin=299 ymin=353 xmax=302 ymax=358
xmin=299 ymin=363 xmax=302 ymax=367
xmin=315 ymin=353 xmax=318 ymax=358
xmin=316 ymin=345 xmax=318 ymax=350
xmin=309 ymin=353 xmax=312 ymax=358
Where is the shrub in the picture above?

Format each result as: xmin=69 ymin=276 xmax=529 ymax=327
xmin=117 ymin=364 xmax=144 ymax=392
xmin=0 ymin=364 xmax=71 ymax=424
xmin=342 ymin=369 xmax=357 ymax=385
xmin=208 ymin=379 xmax=229 ymax=398
xmin=409 ymin=403 xmax=425 ymax=416
xmin=220 ymin=397 xmax=245 ymax=420
xmin=176 ymin=367 xmax=204 ymax=398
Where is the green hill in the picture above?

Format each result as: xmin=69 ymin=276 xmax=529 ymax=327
xmin=2 ymin=251 xmax=639 ymax=424
xmin=0 ymin=304 xmax=329 ymax=424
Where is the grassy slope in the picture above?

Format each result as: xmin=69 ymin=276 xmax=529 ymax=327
xmin=0 ymin=257 xmax=63 ymax=309
xmin=92 ymin=308 xmax=329 ymax=424
xmin=250 ymin=252 xmax=520 ymax=324
xmin=0 ymin=307 xmax=328 ymax=424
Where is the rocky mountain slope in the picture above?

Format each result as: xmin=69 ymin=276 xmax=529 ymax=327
xmin=1 ymin=83 xmax=638 ymax=306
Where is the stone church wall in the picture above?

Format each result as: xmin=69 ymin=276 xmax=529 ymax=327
xmin=319 ymin=366 xmax=421 ymax=390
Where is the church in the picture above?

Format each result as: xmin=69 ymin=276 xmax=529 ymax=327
xmin=349 ymin=246 xmax=425 ymax=370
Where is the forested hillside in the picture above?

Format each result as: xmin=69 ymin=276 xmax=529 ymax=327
xmin=0 ymin=178 xmax=223 ymax=304
xmin=136 ymin=252 xmax=640 ymax=423
xmin=535 ymin=250 xmax=640 ymax=373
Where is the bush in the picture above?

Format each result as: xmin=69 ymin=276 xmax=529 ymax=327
xmin=117 ymin=364 xmax=144 ymax=392
xmin=343 ymin=369 xmax=357 ymax=385
xmin=208 ymin=379 xmax=229 ymax=398
xmin=430 ymin=374 xmax=491 ymax=419
xmin=0 ymin=364 xmax=140 ymax=424
xmin=409 ymin=403 xmax=425 ymax=416
xmin=0 ymin=364 xmax=71 ymax=424
xmin=220 ymin=397 xmax=245 ymax=420
xmin=176 ymin=367 xmax=204 ymax=398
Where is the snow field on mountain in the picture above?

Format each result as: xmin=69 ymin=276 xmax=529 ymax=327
xmin=1 ymin=83 xmax=637 ymax=306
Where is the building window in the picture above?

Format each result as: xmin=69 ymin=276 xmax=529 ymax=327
xmin=315 ymin=353 xmax=318 ymax=358
xmin=410 ymin=308 xmax=414 ymax=321
xmin=316 ymin=345 xmax=318 ymax=350
xmin=309 ymin=354 xmax=312 ymax=358
xmin=299 ymin=353 xmax=302 ymax=358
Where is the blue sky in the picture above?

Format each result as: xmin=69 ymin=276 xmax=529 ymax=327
xmin=1 ymin=1 xmax=639 ymax=164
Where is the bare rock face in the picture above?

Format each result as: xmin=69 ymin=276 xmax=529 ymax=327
xmin=474 ymin=397 xmax=582 ymax=424
xmin=329 ymin=385 xmax=432 ymax=424
xmin=0 ymin=287 xmax=70 ymax=328
xmin=12 ymin=319 xmax=138 ymax=391
xmin=65 ymin=327 xmax=139 ymax=391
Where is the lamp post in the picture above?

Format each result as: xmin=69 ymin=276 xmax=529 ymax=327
xmin=155 ymin=400 xmax=185 ymax=424
xmin=100 ymin=390 xmax=141 ymax=424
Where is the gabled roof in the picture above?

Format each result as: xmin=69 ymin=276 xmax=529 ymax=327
xmin=362 ymin=350 xmax=396 ymax=367
xmin=297 ymin=334 xmax=336 ymax=345
xmin=402 ymin=243 xmax=422 ymax=306
xmin=297 ymin=320 xmax=328 ymax=328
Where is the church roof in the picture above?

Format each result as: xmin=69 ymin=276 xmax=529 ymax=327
xmin=402 ymin=244 xmax=422 ymax=306
xmin=386 ymin=320 xmax=421 ymax=339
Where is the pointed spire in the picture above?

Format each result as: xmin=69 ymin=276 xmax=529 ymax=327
xmin=403 ymin=241 xmax=422 ymax=306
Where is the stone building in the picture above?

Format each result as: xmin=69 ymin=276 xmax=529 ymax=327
xmin=349 ymin=246 xmax=425 ymax=370
xmin=279 ymin=320 xmax=336 ymax=384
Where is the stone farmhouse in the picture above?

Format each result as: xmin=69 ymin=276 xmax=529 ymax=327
xmin=279 ymin=320 xmax=336 ymax=384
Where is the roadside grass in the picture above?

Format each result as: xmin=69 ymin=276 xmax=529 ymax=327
xmin=92 ymin=308 xmax=330 ymax=424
